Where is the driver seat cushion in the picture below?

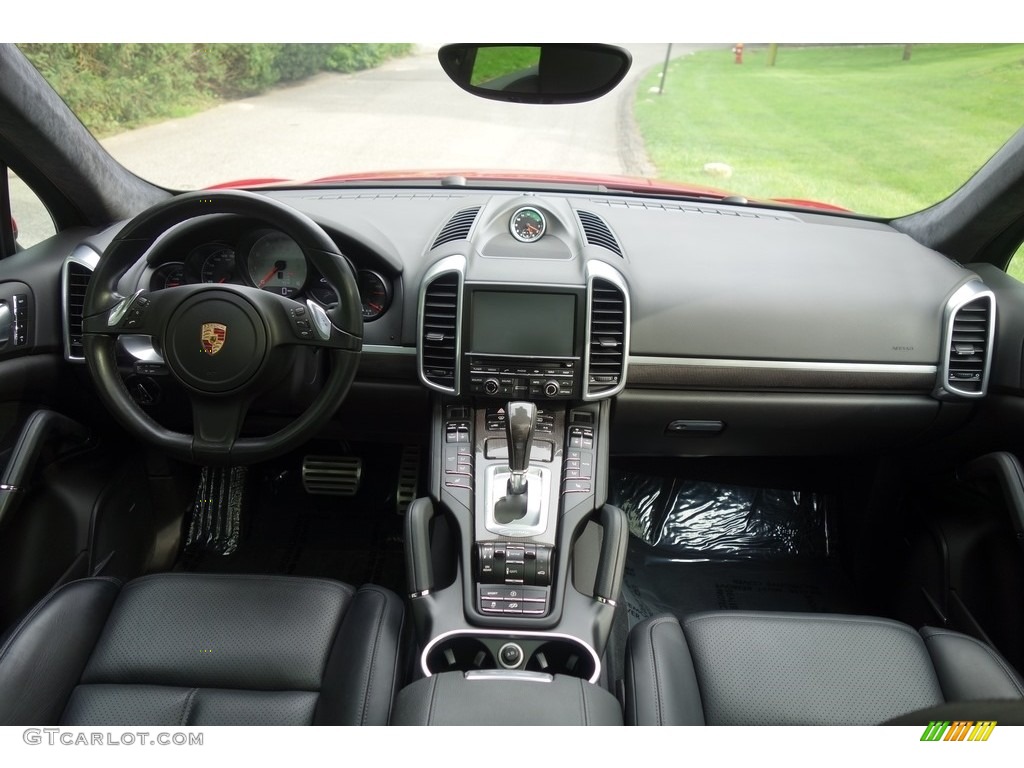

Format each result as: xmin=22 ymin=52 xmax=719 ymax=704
xmin=625 ymin=611 xmax=1024 ymax=726
xmin=0 ymin=573 xmax=405 ymax=726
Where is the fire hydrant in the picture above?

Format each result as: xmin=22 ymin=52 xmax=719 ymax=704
xmin=733 ymin=43 xmax=744 ymax=64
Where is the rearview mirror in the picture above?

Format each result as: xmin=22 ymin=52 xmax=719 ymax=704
xmin=438 ymin=44 xmax=632 ymax=105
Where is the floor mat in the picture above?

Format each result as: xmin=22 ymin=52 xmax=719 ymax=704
xmin=180 ymin=443 xmax=410 ymax=594
xmin=622 ymin=543 xmax=861 ymax=628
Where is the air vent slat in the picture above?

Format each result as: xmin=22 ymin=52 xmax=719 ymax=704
xmin=64 ymin=261 xmax=94 ymax=361
xmin=943 ymin=295 xmax=993 ymax=397
xmin=577 ymin=211 xmax=623 ymax=257
xmin=432 ymin=207 xmax=481 ymax=249
xmin=420 ymin=272 xmax=460 ymax=391
xmin=586 ymin=277 xmax=627 ymax=396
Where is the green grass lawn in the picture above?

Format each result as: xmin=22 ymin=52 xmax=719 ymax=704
xmin=634 ymin=44 xmax=1024 ymax=217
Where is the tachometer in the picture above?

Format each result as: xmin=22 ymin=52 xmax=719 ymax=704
xmin=200 ymin=247 xmax=236 ymax=284
xmin=150 ymin=262 xmax=185 ymax=291
xmin=510 ymin=206 xmax=547 ymax=243
xmin=247 ymin=232 xmax=307 ymax=298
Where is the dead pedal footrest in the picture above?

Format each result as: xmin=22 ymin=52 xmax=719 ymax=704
xmin=186 ymin=465 xmax=246 ymax=555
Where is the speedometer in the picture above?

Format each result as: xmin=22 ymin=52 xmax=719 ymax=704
xmin=510 ymin=206 xmax=547 ymax=243
xmin=247 ymin=232 xmax=308 ymax=298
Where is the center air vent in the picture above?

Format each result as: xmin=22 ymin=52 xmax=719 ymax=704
xmin=432 ymin=207 xmax=481 ymax=249
xmin=62 ymin=248 xmax=99 ymax=362
xmin=938 ymin=284 xmax=995 ymax=399
xmin=418 ymin=259 xmax=464 ymax=393
xmin=577 ymin=210 xmax=623 ymax=257
xmin=585 ymin=268 xmax=630 ymax=399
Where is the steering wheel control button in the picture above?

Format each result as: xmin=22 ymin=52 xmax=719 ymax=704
xmin=164 ymin=291 xmax=268 ymax=394
xmin=108 ymin=290 xmax=146 ymax=327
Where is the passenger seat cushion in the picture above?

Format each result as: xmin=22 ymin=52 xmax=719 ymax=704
xmin=678 ymin=612 xmax=945 ymax=725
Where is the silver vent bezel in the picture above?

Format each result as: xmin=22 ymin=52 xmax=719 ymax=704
xmin=61 ymin=245 xmax=100 ymax=362
xmin=582 ymin=261 xmax=630 ymax=401
xmin=417 ymin=255 xmax=466 ymax=395
xmin=934 ymin=280 xmax=996 ymax=400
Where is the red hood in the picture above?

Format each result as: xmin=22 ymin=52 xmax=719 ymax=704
xmin=207 ymin=169 xmax=849 ymax=213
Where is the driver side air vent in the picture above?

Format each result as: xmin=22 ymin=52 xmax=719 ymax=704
xmin=944 ymin=293 xmax=994 ymax=397
xmin=577 ymin=210 xmax=623 ymax=257
xmin=586 ymin=278 xmax=628 ymax=397
xmin=419 ymin=271 xmax=461 ymax=392
xmin=62 ymin=249 xmax=99 ymax=362
xmin=432 ymin=207 xmax=481 ymax=249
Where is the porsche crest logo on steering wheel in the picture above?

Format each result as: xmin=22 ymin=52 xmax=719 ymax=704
xmin=201 ymin=322 xmax=227 ymax=355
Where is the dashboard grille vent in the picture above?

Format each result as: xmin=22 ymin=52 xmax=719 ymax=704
xmin=420 ymin=272 xmax=460 ymax=390
xmin=587 ymin=197 xmax=800 ymax=222
xmin=432 ymin=207 xmax=481 ymax=248
xmin=64 ymin=261 xmax=94 ymax=361
xmin=587 ymin=278 xmax=627 ymax=395
xmin=577 ymin=210 xmax=623 ymax=257
xmin=946 ymin=296 xmax=992 ymax=395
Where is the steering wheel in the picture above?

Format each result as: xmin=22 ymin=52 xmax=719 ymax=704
xmin=82 ymin=190 xmax=363 ymax=465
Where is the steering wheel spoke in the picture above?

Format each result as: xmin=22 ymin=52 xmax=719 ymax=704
xmin=252 ymin=291 xmax=362 ymax=352
xmin=190 ymin=394 xmax=250 ymax=454
xmin=83 ymin=289 xmax=172 ymax=337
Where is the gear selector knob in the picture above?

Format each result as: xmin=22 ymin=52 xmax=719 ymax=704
xmin=506 ymin=401 xmax=536 ymax=495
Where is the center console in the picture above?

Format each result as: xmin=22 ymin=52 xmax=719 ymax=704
xmin=405 ymin=248 xmax=631 ymax=717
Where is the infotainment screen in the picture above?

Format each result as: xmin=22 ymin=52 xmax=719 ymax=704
xmin=470 ymin=292 xmax=576 ymax=357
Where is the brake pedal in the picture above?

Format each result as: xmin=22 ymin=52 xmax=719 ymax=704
xmin=302 ymin=455 xmax=362 ymax=496
xmin=396 ymin=444 xmax=420 ymax=514
xmin=186 ymin=466 xmax=246 ymax=555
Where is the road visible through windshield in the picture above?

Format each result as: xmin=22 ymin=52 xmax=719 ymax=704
xmin=100 ymin=44 xmax=690 ymax=189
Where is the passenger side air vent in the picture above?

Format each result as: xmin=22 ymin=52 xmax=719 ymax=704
xmin=419 ymin=265 xmax=462 ymax=393
xmin=62 ymin=249 xmax=99 ymax=362
xmin=577 ymin=210 xmax=623 ymax=257
xmin=585 ymin=272 xmax=629 ymax=399
xmin=934 ymin=283 xmax=995 ymax=400
xmin=943 ymin=293 xmax=994 ymax=397
xmin=432 ymin=207 xmax=481 ymax=249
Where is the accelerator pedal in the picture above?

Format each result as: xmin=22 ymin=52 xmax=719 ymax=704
xmin=396 ymin=445 xmax=420 ymax=514
xmin=302 ymin=455 xmax=362 ymax=496
xmin=186 ymin=466 xmax=247 ymax=555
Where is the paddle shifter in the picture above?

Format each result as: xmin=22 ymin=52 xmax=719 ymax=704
xmin=494 ymin=401 xmax=536 ymax=524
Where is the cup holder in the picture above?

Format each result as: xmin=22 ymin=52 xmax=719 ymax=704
xmin=422 ymin=631 xmax=599 ymax=683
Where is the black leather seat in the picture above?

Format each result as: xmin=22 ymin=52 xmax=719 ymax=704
xmin=0 ymin=573 xmax=404 ymax=725
xmin=625 ymin=611 xmax=1024 ymax=725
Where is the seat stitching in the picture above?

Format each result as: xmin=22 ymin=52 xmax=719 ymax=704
xmin=354 ymin=589 xmax=387 ymax=726
xmin=426 ymin=675 xmax=439 ymax=725
xmin=579 ymin=678 xmax=588 ymax=725
xmin=645 ymin=616 xmax=676 ymax=726
xmin=922 ymin=630 xmax=1024 ymax=698
xmin=179 ymin=687 xmax=199 ymax=726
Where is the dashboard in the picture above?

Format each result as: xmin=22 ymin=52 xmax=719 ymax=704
xmin=54 ymin=185 xmax=1000 ymax=458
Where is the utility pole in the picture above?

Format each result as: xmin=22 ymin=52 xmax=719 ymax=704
xmin=658 ymin=44 xmax=672 ymax=95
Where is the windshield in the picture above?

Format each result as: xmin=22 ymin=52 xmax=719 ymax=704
xmin=18 ymin=42 xmax=1024 ymax=217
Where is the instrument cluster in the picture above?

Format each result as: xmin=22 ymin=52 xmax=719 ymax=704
xmin=147 ymin=230 xmax=392 ymax=321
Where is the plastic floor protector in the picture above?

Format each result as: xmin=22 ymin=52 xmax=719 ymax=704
xmin=609 ymin=470 xmax=830 ymax=559
xmin=610 ymin=470 xmax=851 ymax=626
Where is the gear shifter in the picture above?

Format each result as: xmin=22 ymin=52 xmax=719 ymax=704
xmin=494 ymin=401 xmax=536 ymax=524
